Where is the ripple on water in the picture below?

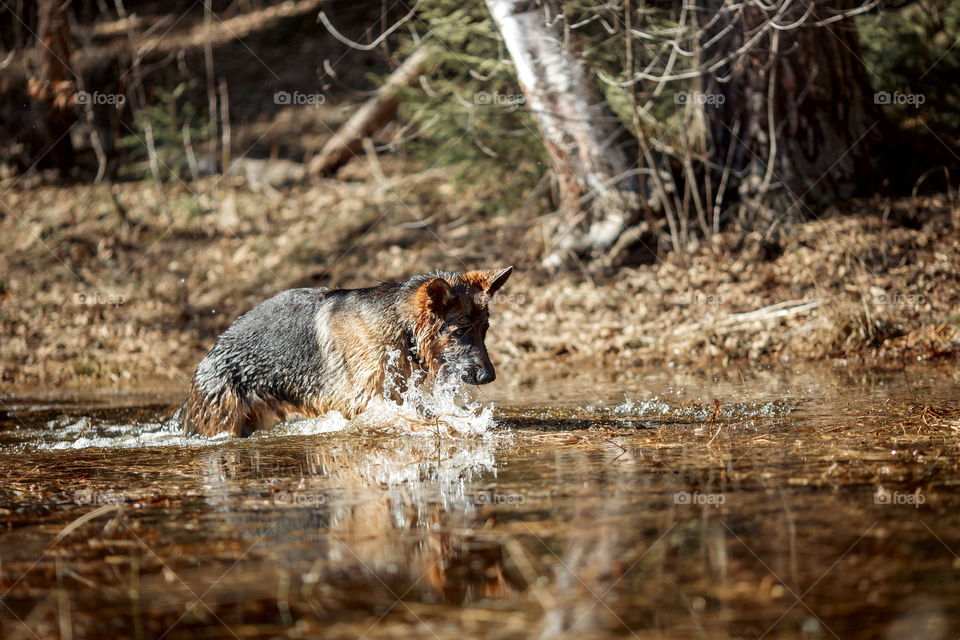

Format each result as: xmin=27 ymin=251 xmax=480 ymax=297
xmin=24 ymin=374 xmax=499 ymax=451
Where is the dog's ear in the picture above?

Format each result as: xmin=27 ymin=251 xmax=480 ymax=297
xmin=417 ymin=276 xmax=456 ymax=316
xmin=462 ymin=266 xmax=513 ymax=297
xmin=485 ymin=266 xmax=513 ymax=296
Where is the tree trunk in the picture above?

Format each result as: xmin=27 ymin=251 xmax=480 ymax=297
xmin=699 ymin=0 xmax=885 ymax=220
xmin=485 ymin=0 xmax=639 ymax=265
xmin=28 ymin=0 xmax=77 ymax=174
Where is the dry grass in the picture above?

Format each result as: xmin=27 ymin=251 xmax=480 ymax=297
xmin=2 ymin=169 xmax=959 ymax=391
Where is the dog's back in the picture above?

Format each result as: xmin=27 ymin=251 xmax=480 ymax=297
xmin=181 ymin=268 xmax=512 ymax=436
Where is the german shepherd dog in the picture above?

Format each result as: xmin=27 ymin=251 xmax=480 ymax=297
xmin=179 ymin=267 xmax=513 ymax=436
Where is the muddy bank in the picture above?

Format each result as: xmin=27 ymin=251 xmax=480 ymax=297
xmin=1 ymin=172 xmax=959 ymax=390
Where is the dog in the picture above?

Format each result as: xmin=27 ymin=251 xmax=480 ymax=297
xmin=179 ymin=267 xmax=513 ymax=436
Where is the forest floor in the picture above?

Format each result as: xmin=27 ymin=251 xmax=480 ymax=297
xmin=2 ymin=163 xmax=959 ymax=391
xmin=2 ymin=2 xmax=959 ymax=391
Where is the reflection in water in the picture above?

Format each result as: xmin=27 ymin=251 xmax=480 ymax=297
xmin=886 ymin=598 xmax=950 ymax=640
xmin=2 ymin=363 xmax=960 ymax=638
xmin=197 ymin=436 xmax=516 ymax=608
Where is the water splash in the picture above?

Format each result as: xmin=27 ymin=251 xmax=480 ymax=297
xmin=600 ymin=395 xmax=798 ymax=421
xmin=276 ymin=363 xmax=498 ymax=439
xmin=611 ymin=397 xmax=672 ymax=417
xmin=42 ymin=416 xmax=231 ymax=450
xmin=29 ymin=359 xmax=497 ymax=449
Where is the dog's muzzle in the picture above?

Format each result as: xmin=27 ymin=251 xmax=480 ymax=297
xmin=462 ymin=365 xmax=496 ymax=385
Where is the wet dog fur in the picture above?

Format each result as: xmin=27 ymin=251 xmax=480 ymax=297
xmin=179 ymin=267 xmax=513 ymax=436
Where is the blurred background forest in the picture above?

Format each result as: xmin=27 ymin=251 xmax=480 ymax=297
xmin=1 ymin=0 xmax=959 ymax=389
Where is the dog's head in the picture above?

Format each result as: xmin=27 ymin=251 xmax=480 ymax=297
xmin=410 ymin=266 xmax=513 ymax=385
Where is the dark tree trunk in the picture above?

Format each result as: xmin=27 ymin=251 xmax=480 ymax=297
xmin=699 ymin=0 xmax=886 ymax=220
xmin=28 ymin=0 xmax=77 ymax=174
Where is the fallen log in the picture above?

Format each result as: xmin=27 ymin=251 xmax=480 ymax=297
xmin=309 ymin=46 xmax=433 ymax=177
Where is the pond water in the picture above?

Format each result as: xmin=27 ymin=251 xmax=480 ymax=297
xmin=1 ymin=362 xmax=959 ymax=639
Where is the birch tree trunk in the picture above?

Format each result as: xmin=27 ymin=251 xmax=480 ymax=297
xmin=485 ymin=0 xmax=639 ymax=265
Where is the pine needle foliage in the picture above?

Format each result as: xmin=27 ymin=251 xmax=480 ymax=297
xmin=858 ymin=0 xmax=960 ymax=137
xmin=119 ymin=82 xmax=212 ymax=182
xmin=393 ymin=1 xmax=546 ymax=191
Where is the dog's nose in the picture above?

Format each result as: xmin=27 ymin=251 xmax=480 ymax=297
xmin=472 ymin=366 xmax=495 ymax=385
